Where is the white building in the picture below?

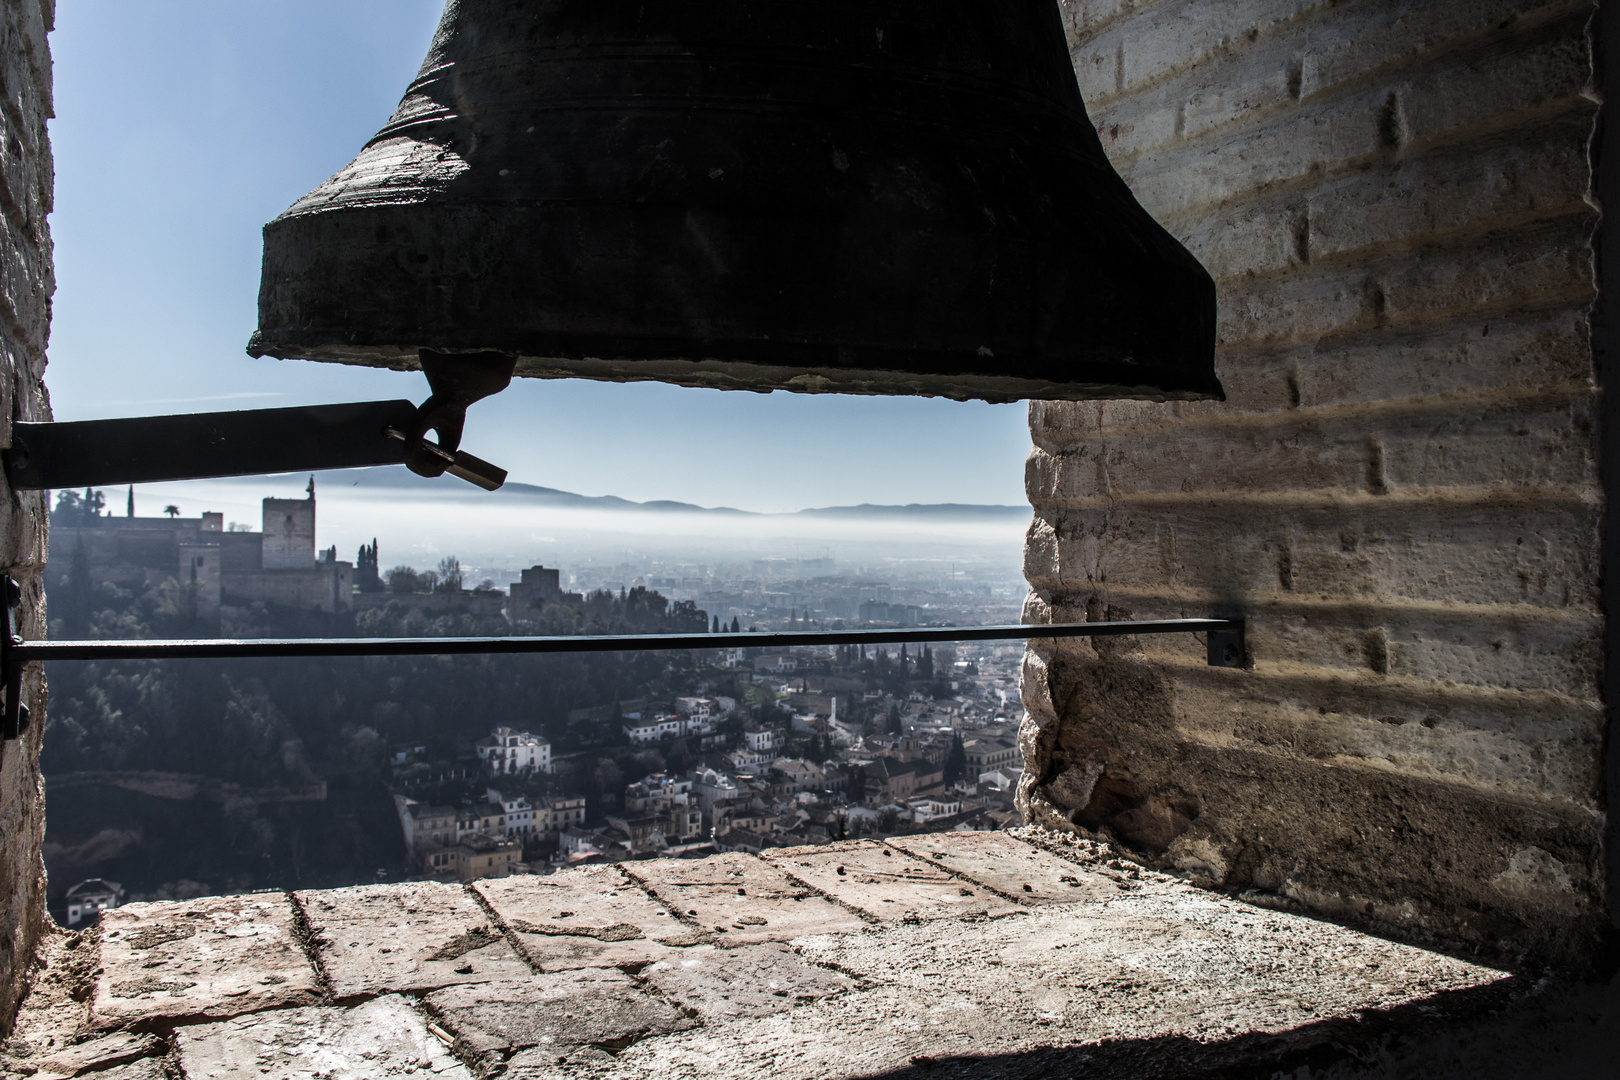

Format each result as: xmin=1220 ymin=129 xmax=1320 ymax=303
xmin=692 ymin=767 xmax=741 ymax=817
xmin=744 ymin=727 xmax=785 ymax=753
xmin=624 ymin=711 xmax=688 ymax=744
xmin=675 ymin=696 xmax=716 ymax=720
xmin=908 ymin=796 xmax=963 ymax=823
xmin=64 ymin=878 xmax=123 ymax=927
xmin=476 ymin=727 xmax=552 ymax=774
xmin=486 ymin=787 xmax=537 ymax=837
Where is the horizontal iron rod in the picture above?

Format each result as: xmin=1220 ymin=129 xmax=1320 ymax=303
xmin=10 ymin=619 xmax=1239 ymax=663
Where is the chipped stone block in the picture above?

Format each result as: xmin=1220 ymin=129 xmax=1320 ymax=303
xmin=91 ymin=895 xmax=319 ymax=1026
xmin=765 ymin=841 xmax=1020 ymax=922
xmin=176 ymin=994 xmax=472 ymax=1080
xmin=641 ymin=942 xmax=854 ymax=1021
xmin=29 ymin=1032 xmax=161 ymax=1077
xmin=475 ymin=866 xmax=697 ymax=971
xmin=52 ymin=1058 xmax=168 ymax=1080
xmin=628 ymin=853 xmax=866 ymax=944
xmin=884 ymin=833 xmax=1119 ymax=905
xmin=423 ymin=972 xmax=692 ymax=1068
xmin=297 ymin=882 xmax=530 ymax=997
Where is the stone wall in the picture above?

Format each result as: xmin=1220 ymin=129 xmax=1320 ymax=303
xmin=0 ymin=0 xmax=52 ymax=1032
xmin=1020 ymin=0 xmax=1612 ymax=965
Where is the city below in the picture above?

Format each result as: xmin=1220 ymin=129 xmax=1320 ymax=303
xmin=44 ymin=480 xmax=1031 ymax=925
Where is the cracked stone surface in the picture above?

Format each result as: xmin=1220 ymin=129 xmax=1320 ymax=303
xmin=627 ymin=852 xmax=867 ymax=943
xmin=27 ymin=1032 xmax=162 ymax=1078
xmin=92 ymin=895 xmax=320 ymax=1026
xmin=176 ymin=994 xmax=472 ymax=1079
xmin=475 ymin=866 xmax=699 ymax=971
xmin=765 ymin=840 xmax=1021 ymax=921
xmin=885 ymin=831 xmax=1121 ymax=904
xmin=12 ymin=832 xmax=1611 ymax=1079
xmin=422 ymin=970 xmax=692 ymax=1071
xmin=295 ymin=881 xmax=532 ymax=997
xmin=641 ymin=941 xmax=855 ymax=1021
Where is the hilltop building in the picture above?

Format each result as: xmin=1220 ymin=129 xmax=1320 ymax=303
xmin=47 ymin=479 xmax=353 ymax=619
xmin=475 ymin=727 xmax=552 ymax=775
xmin=507 ymin=564 xmax=583 ymax=610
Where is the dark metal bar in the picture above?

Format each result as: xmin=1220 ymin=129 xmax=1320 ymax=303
xmin=11 ymin=619 xmax=1243 ymax=662
xmin=3 ymin=400 xmax=421 ymax=489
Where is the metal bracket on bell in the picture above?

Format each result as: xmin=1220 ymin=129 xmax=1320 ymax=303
xmin=2 ymin=576 xmax=29 ymax=741
xmin=384 ymin=426 xmax=506 ymax=490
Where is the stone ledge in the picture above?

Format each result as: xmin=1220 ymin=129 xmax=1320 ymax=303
xmin=7 ymin=830 xmax=1602 ymax=1079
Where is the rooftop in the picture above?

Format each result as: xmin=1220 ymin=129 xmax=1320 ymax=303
xmin=6 ymin=831 xmax=1614 ymax=1079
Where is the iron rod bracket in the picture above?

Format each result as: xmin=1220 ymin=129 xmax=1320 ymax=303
xmin=0 ymin=594 xmax=1246 ymax=740
xmin=2 ymin=399 xmax=506 ymax=491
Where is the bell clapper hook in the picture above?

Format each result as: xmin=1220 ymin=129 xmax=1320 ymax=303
xmin=398 ymin=351 xmax=515 ymax=489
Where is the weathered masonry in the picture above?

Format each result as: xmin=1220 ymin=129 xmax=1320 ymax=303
xmin=0 ymin=0 xmax=52 ymax=1033
xmin=1022 ymin=0 xmax=1617 ymax=966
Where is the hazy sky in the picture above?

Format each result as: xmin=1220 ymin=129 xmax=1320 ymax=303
xmin=44 ymin=0 xmax=1033 ymax=513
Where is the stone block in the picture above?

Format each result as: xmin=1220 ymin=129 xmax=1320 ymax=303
xmin=176 ymin=994 xmax=472 ymax=1080
xmin=296 ymin=882 xmax=531 ymax=998
xmin=91 ymin=895 xmax=319 ymax=1027
xmin=474 ymin=865 xmax=701 ymax=971
xmin=764 ymin=841 xmax=1020 ymax=921
xmin=29 ymin=1032 xmax=161 ymax=1077
xmin=627 ymin=852 xmax=867 ymax=943
xmin=1122 ymin=25 xmax=1590 ymax=223
xmin=1077 ymin=0 xmax=1326 ymax=104
xmin=1027 ymin=388 xmax=1599 ymax=503
xmin=423 ymin=971 xmax=692 ymax=1069
xmin=883 ymin=833 xmax=1120 ymax=905
xmin=640 ymin=941 xmax=854 ymax=1021
xmin=1028 ymin=496 xmax=1601 ymax=611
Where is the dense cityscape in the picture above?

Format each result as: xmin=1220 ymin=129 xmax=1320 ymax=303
xmin=43 ymin=481 xmax=1028 ymax=923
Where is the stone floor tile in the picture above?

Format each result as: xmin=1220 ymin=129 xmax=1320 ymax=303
xmin=641 ymin=942 xmax=855 ymax=1021
xmin=627 ymin=853 xmax=867 ymax=944
xmin=423 ymin=971 xmax=693 ymax=1071
xmin=28 ymin=1033 xmax=162 ymax=1077
xmin=884 ymin=831 xmax=1121 ymax=904
xmin=475 ymin=866 xmax=702 ymax=971
xmin=765 ymin=840 xmax=1021 ymax=921
xmin=91 ymin=895 xmax=320 ymax=1027
xmin=175 ymin=994 xmax=472 ymax=1079
xmin=53 ymin=1058 xmax=168 ymax=1080
xmin=297 ymin=882 xmax=531 ymax=997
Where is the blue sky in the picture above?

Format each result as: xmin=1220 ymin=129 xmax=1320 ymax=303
xmin=44 ymin=0 xmax=1032 ymax=513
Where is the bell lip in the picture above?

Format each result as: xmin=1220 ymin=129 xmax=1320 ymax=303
xmin=246 ymin=333 xmax=1225 ymax=404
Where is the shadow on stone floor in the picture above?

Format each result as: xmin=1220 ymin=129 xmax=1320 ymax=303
xmin=856 ymin=973 xmax=1619 ymax=1080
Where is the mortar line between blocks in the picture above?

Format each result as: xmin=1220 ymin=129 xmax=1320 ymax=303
xmin=616 ymin=862 xmax=715 ymax=935
xmin=877 ymin=838 xmax=1043 ymax=908
xmin=760 ymin=854 xmax=884 ymax=927
xmin=461 ymin=882 xmax=541 ymax=975
xmin=285 ymin=890 xmax=336 ymax=1004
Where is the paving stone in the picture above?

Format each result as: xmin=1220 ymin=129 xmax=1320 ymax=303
xmin=27 ymin=1033 xmax=162 ymax=1078
xmin=91 ymin=895 xmax=319 ymax=1027
xmin=423 ymin=971 xmax=693 ymax=1070
xmin=176 ymin=994 xmax=472 ymax=1079
xmin=475 ymin=866 xmax=699 ymax=971
xmin=884 ymin=831 xmax=1121 ymax=904
xmin=641 ymin=942 xmax=855 ymax=1021
xmin=627 ymin=853 xmax=867 ymax=944
xmin=765 ymin=841 xmax=1021 ymax=922
xmin=297 ymin=881 xmax=531 ymax=997
xmin=57 ymin=1058 xmax=168 ymax=1080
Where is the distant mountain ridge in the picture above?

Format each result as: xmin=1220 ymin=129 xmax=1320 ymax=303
xmin=244 ymin=465 xmax=1029 ymax=519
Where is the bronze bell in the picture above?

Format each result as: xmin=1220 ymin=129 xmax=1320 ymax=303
xmin=249 ymin=0 xmax=1220 ymax=404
